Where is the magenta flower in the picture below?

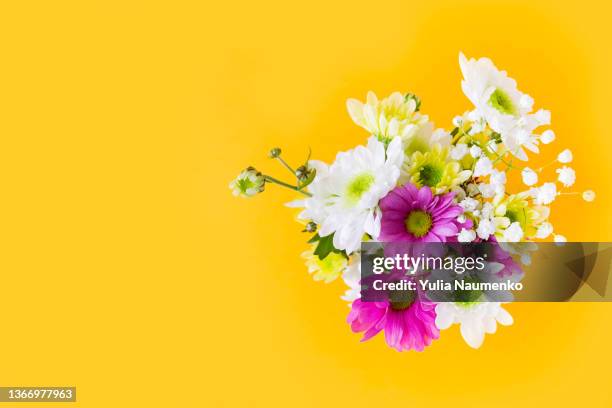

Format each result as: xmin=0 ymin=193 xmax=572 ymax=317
xmin=379 ymin=183 xmax=470 ymax=242
xmin=348 ymin=297 xmax=439 ymax=351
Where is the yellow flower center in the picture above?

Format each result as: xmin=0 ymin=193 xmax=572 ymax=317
xmin=405 ymin=210 xmax=433 ymax=238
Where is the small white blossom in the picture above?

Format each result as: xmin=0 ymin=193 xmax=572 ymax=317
xmin=556 ymin=166 xmax=576 ymax=187
xmin=451 ymin=143 xmax=469 ymax=160
xmin=503 ymin=222 xmax=524 ymax=242
xmin=478 ymin=183 xmax=497 ymax=198
xmin=490 ymin=169 xmax=506 ymax=187
xmin=466 ymin=183 xmax=480 ymax=196
xmin=521 ymin=167 xmax=538 ymax=186
xmin=557 ymin=149 xmax=573 ymax=164
xmin=535 ymin=222 xmax=553 ymax=239
xmin=582 ymin=190 xmax=596 ymax=202
xmin=554 ymin=234 xmax=567 ymax=243
xmin=540 ymin=130 xmax=555 ymax=144
xmin=476 ymin=219 xmax=496 ymax=240
xmin=473 ymin=156 xmax=493 ymax=177
xmin=459 ymin=197 xmax=479 ymax=212
xmin=458 ymin=228 xmax=477 ymax=243
xmin=533 ymin=182 xmax=557 ymax=205
xmin=452 ymin=115 xmax=464 ymax=127
xmin=469 ymin=145 xmax=482 ymax=158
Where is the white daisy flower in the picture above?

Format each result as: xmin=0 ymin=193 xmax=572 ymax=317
xmin=295 ymin=136 xmax=404 ymax=253
xmin=556 ymin=166 xmax=576 ymax=187
xmin=435 ymin=302 xmax=513 ymax=349
xmin=458 ymin=52 xmax=549 ymax=161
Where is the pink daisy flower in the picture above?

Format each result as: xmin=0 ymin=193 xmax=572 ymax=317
xmin=379 ymin=183 xmax=470 ymax=242
xmin=347 ymin=296 xmax=439 ymax=352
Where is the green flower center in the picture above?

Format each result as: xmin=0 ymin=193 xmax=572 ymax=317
xmin=488 ymin=88 xmax=516 ymax=115
xmin=405 ymin=210 xmax=433 ymax=238
xmin=346 ymin=173 xmax=375 ymax=203
xmin=506 ymin=207 xmax=528 ymax=230
xmin=418 ymin=164 xmax=443 ymax=187
xmin=455 ymin=276 xmax=483 ymax=306
xmin=390 ymin=289 xmax=416 ymax=311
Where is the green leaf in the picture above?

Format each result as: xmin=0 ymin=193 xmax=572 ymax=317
xmin=307 ymin=233 xmax=320 ymax=244
xmin=311 ymin=233 xmax=347 ymax=260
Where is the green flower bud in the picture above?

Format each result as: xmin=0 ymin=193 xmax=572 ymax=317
xmin=229 ymin=166 xmax=265 ymax=197
xmin=268 ymin=147 xmax=282 ymax=158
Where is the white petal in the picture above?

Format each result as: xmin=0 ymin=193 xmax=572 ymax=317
xmin=435 ymin=306 xmax=454 ymax=330
xmin=460 ymin=322 xmax=485 ymax=349
xmin=496 ymin=307 xmax=513 ymax=326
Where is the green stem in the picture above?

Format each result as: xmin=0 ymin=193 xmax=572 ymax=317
xmin=264 ymin=175 xmax=312 ymax=197
xmin=275 ymin=157 xmax=296 ymax=176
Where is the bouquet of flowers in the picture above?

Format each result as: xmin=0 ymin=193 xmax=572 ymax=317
xmin=230 ymin=53 xmax=595 ymax=351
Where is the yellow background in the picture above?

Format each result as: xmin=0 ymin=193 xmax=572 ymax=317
xmin=1 ymin=0 xmax=612 ymax=406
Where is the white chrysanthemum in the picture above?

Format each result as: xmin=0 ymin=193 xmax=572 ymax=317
xmin=556 ymin=166 xmax=576 ymax=187
xmin=294 ymin=136 xmax=404 ymax=253
xmin=435 ymin=302 xmax=513 ymax=349
xmin=521 ymin=167 xmax=538 ymax=186
xmin=346 ymin=91 xmax=428 ymax=143
xmin=459 ymin=52 xmax=550 ymax=161
xmin=341 ymin=254 xmax=361 ymax=304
